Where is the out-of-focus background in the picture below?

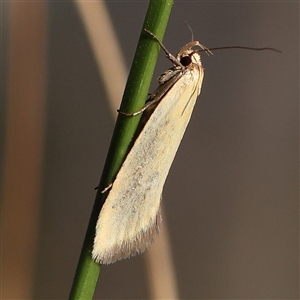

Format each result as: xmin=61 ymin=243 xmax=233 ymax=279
xmin=1 ymin=1 xmax=298 ymax=299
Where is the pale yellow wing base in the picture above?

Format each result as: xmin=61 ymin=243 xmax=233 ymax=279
xmin=92 ymin=60 xmax=203 ymax=264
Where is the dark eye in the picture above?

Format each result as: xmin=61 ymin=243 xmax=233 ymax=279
xmin=180 ymin=56 xmax=192 ymax=66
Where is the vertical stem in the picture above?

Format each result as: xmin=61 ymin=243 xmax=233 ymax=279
xmin=69 ymin=0 xmax=174 ymax=299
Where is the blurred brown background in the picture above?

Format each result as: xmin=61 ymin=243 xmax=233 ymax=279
xmin=1 ymin=1 xmax=298 ymax=299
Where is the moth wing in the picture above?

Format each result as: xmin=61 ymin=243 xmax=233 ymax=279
xmin=93 ymin=66 xmax=204 ymax=264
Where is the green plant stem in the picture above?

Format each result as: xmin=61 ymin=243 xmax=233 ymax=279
xmin=68 ymin=1 xmax=174 ymax=299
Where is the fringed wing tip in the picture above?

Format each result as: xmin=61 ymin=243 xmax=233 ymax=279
xmin=92 ymin=207 xmax=162 ymax=264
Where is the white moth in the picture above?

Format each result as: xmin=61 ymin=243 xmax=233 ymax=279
xmin=93 ymin=29 xmax=210 ymax=264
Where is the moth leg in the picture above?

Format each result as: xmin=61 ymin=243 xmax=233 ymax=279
xmin=144 ymin=29 xmax=183 ymax=68
xmin=117 ymin=100 xmax=153 ymax=117
xmin=101 ymin=183 xmax=113 ymax=193
xmin=117 ymin=92 xmax=162 ymax=117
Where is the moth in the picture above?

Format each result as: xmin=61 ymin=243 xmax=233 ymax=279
xmin=92 ymin=29 xmax=210 ymax=264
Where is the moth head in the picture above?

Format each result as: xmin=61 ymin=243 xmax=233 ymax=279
xmin=177 ymin=41 xmax=212 ymax=67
